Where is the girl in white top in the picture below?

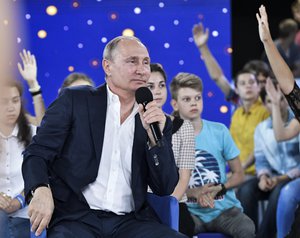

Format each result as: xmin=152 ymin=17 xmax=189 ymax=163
xmin=0 ymin=79 xmax=36 ymax=238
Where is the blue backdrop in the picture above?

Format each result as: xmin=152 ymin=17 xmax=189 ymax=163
xmin=17 ymin=0 xmax=232 ymax=126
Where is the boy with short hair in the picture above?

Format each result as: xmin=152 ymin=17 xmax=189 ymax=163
xmin=170 ymin=72 xmax=255 ymax=238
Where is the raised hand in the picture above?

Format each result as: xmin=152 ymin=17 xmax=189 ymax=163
xmin=192 ymin=22 xmax=209 ymax=48
xmin=17 ymin=49 xmax=38 ymax=88
xmin=265 ymin=78 xmax=282 ymax=105
xmin=256 ymin=5 xmax=272 ymax=43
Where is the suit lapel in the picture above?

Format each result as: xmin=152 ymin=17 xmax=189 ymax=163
xmin=88 ymin=84 xmax=107 ymax=162
xmin=132 ymin=114 xmax=147 ymax=188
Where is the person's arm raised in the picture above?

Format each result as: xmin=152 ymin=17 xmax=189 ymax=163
xmin=193 ymin=22 xmax=232 ymax=97
xmin=18 ymin=49 xmax=46 ymax=125
xmin=256 ymin=5 xmax=295 ymax=94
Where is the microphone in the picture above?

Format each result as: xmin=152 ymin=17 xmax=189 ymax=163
xmin=135 ymin=87 xmax=163 ymax=147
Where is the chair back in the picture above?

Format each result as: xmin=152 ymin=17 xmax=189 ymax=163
xmin=146 ymin=193 xmax=179 ymax=231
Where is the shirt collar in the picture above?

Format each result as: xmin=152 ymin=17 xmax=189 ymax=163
xmin=0 ymin=125 xmax=18 ymax=139
xmin=106 ymin=84 xmax=119 ymax=106
xmin=106 ymin=85 xmax=139 ymax=115
xmin=242 ymin=98 xmax=263 ymax=115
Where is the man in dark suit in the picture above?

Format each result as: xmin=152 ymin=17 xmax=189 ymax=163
xmin=22 ymin=36 xmax=185 ymax=238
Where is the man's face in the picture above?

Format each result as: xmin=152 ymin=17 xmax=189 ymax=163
xmin=171 ymin=87 xmax=203 ymax=121
xmin=235 ymin=73 xmax=260 ymax=102
xmin=103 ymin=39 xmax=151 ymax=95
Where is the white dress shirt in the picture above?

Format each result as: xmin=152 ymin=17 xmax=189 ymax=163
xmin=82 ymin=86 xmax=139 ymax=214
xmin=0 ymin=124 xmax=36 ymax=218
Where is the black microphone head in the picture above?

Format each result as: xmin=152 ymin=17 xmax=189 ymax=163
xmin=135 ymin=87 xmax=153 ymax=105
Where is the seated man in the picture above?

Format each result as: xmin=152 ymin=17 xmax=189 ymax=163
xmin=22 ymin=36 xmax=186 ymax=238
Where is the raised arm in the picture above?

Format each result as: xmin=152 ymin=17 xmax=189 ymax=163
xmin=18 ymin=49 xmax=46 ymax=125
xmin=256 ymin=5 xmax=295 ymax=94
xmin=193 ymin=22 xmax=232 ymax=97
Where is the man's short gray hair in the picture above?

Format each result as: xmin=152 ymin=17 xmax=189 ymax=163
xmin=102 ymin=36 xmax=143 ymax=61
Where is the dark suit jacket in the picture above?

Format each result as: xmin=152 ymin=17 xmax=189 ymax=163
xmin=22 ymin=84 xmax=178 ymax=226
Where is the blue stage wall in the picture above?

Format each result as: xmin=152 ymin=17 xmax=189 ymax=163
xmin=18 ymin=0 xmax=231 ymax=126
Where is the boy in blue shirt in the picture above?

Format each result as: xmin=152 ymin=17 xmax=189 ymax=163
xmin=169 ymin=72 xmax=255 ymax=238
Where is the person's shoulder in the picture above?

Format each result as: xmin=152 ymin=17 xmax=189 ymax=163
xmin=175 ymin=119 xmax=195 ymax=135
xmin=203 ymin=119 xmax=227 ymax=129
xmin=65 ymin=85 xmax=97 ymax=93
xmin=203 ymin=119 xmax=229 ymax=133
xmin=181 ymin=119 xmax=194 ymax=130
xmin=231 ymin=106 xmax=244 ymax=117
xmin=60 ymin=84 xmax=104 ymax=97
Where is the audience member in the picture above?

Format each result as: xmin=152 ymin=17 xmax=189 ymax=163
xmin=169 ymin=72 xmax=255 ymax=238
xmin=263 ymin=78 xmax=300 ymax=238
xmin=237 ymin=80 xmax=300 ymax=238
xmin=58 ymin=72 xmax=95 ymax=93
xmin=147 ymin=63 xmax=195 ymax=236
xmin=264 ymin=78 xmax=300 ymax=141
xmin=22 ymin=35 xmax=185 ymax=238
xmin=0 ymin=79 xmax=36 ymax=238
xmin=230 ymin=69 xmax=269 ymax=178
xmin=257 ymin=5 xmax=300 ymax=237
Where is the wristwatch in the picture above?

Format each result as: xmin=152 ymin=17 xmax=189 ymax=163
xmin=216 ymin=183 xmax=227 ymax=197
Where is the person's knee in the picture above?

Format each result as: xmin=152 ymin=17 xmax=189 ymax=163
xmin=279 ymin=184 xmax=296 ymax=203
xmin=233 ymin=215 xmax=256 ymax=238
xmin=237 ymin=179 xmax=257 ymax=200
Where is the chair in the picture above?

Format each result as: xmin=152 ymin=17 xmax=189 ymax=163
xmin=30 ymin=193 xmax=179 ymax=237
xmin=147 ymin=193 xmax=231 ymax=237
xmin=146 ymin=193 xmax=179 ymax=231
xmin=30 ymin=228 xmax=46 ymax=238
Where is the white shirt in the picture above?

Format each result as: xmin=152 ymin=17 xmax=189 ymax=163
xmin=0 ymin=124 xmax=36 ymax=218
xmin=82 ymin=86 xmax=139 ymax=214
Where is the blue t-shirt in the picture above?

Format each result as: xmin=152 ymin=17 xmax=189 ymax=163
xmin=187 ymin=119 xmax=242 ymax=223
